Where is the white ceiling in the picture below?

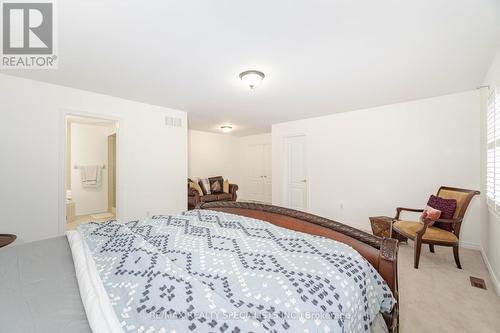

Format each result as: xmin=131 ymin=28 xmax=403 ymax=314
xmin=5 ymin=0 xmax=500 ymax=136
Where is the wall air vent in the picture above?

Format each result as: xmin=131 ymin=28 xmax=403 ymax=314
xmin=165 ymin=116 xmax=182 ymax=128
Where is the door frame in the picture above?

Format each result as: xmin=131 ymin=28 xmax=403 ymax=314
xmin=107 ymin=133 xmax=117 ymax=213
xmin=58 ymin=108 xmax=122 ymax=235
xmin=283 ymin=134 xmax=308 ymax=211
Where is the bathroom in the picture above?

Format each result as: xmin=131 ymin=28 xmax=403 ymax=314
xmin=66 ymin=115 xmax=117 ymax=229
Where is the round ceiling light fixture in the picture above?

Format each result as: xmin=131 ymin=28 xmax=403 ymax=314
xmin=239 ymin=70 xmax=265 ymax=90
xmin=220 ymin=125 xmax=233 ymax=133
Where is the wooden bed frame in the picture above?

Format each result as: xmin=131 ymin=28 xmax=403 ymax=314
xmin=198 ymin=201 xmax=399 ymax=333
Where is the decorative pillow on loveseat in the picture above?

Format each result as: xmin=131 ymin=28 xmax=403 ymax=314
xmin=198 ymin=178 xmax=211 ymax=195
xmin=209 ymin=176 xmax=224 ymax=194
xmin=188 ymin=179 xmax=204 ymax=196
xmin=426 ymin=195 xmax=457 ymax=231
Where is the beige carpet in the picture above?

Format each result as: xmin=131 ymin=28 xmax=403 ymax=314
xmin=398 ymin=242 xmax=500 ymax=332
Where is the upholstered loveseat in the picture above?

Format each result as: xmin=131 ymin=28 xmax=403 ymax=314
xmin=188 ymin=182 xmax=238 ymax=210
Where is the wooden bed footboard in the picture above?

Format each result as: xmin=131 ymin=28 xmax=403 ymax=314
xmin=198 ymin=201 xmax=399 ymax=333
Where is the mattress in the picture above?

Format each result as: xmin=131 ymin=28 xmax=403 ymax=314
xmin=0 ymin=236 xmax=91 ymax=333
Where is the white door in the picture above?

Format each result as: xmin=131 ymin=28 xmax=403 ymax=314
xmin=263 ymin=143 xmax=272 ymax=203
xmin=246 ymin=144 xmax=265 ymax=201
xmin=243 ymin=143 xmax=272 ymax=203
xmin=285 ymin=135 xmax=307 ymax=211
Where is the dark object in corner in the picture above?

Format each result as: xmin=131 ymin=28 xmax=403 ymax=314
xmin=369 ymin=216 xmax=408 ymax=242
xmin=0 ymin=234 xmax=17 ymax=248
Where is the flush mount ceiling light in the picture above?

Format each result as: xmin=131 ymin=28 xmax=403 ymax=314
xmin=220 ymin=125 xmax=233 ymax=133
xmin=239 ymin=70 xmax=265 ymax=90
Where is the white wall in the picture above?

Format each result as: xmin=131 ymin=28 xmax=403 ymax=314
xmin=71 ymin=123 xmax=112 ymax=216
xmin=188 ymin=130 xmax=240 ymax=183
xmin=0 ymin=74 xmax=188 ymax=244
xmin=273 ymin=91 xmax=482 ymax=248
xmin=188 ymin=130 xmax=272 ymax=200
xmin=189 ymin=130 xmax=271 ymax=199
xmin=480 ymin=48 xmax=500 ymax=295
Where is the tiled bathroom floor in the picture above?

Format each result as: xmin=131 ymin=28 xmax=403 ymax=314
xmin=66 ymin=213 xmax=116 ymax=230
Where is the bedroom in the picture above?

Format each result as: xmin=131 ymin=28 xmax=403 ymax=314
xmin=1 ymin=1 xmax=500 ymax=332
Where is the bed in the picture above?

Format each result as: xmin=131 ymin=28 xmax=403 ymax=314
xmin=0 ymin=202 xmax=398 ymax=333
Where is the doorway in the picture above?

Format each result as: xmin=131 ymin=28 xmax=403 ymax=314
xmin=65 ymin=115 xmax=118 ymax=230
xmin=284 ymin=135 xmax=308 ymax=211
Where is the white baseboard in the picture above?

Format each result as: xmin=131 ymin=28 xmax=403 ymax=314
xmin=480 ymin=248 xmax=500 ymax=297
xmin=459 ymin=241 xmax=481 ymax=250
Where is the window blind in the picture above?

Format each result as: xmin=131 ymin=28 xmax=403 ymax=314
xmin=487 ymin=83 xmax=500 ymax=211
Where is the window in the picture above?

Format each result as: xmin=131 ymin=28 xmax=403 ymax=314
xmin=487 ymin=83 xmax=500 ymax=211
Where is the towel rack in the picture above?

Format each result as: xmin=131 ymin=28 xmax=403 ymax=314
xmin=73 ymin=164 xmax=106 ymax=170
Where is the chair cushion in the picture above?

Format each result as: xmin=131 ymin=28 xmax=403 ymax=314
xmin=427 ymin=195 xmax=457 ymax=232
xmin=200 ymin=194 xmax=218 ymax=202
xmin=393 ymin=220 xmax=458 ymax=244
xmin=216 ymin=193 xmax=233 ymax=201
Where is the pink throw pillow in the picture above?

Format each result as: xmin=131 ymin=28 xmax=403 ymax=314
xmin=420 ymin=205 xmax=441 ymax=227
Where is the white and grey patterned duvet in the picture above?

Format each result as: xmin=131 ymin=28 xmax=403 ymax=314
xmin=75 ymin=209 xmax=395 ymax=333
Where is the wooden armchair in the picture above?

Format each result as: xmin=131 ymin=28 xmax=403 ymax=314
xmin=392 ymin=186 xmax=480 ymax=269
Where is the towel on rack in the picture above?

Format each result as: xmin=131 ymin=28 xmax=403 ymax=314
xmin=80 ymin=165 xmax=102 ymax=188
